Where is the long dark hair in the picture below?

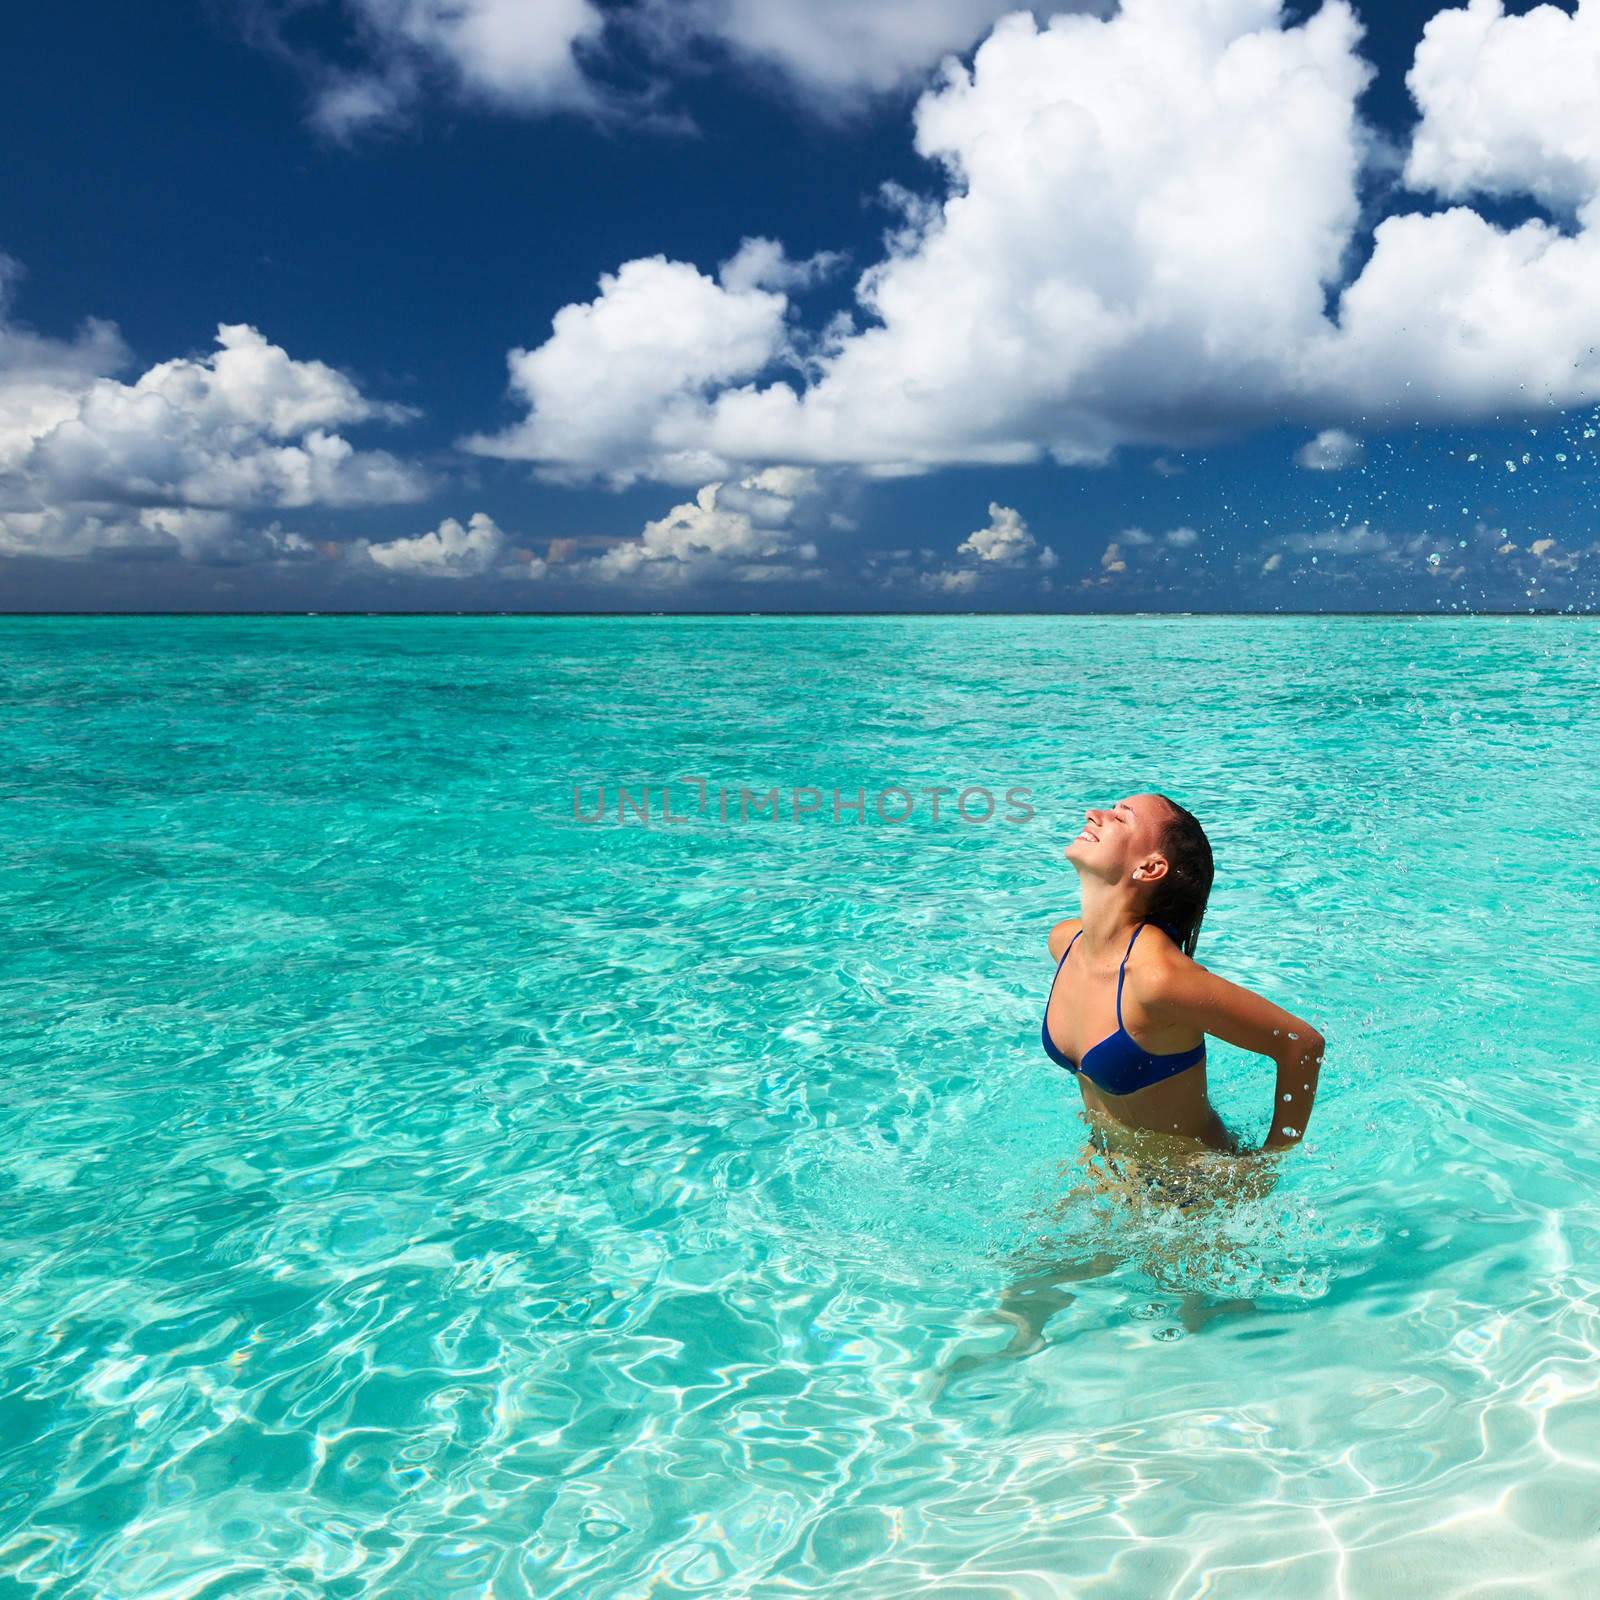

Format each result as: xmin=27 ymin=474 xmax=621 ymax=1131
xmin=1143 ymin=795 xmax=1214 ymax=958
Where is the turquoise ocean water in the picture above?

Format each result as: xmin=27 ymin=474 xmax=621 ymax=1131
xmin=1 ymin=615 xmax=1597 ymax=1597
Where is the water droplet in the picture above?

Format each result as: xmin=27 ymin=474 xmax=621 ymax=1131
xmin=1282 ymin=1127 xmax=1301 ymax=1138
xmin=1282 ymin=1093 xmax=1293 ymax=1102
xmin=1272 ymin=1028 xmax=1280 ymax=1037
xmin=1287 ymin=1031 xmax=1299 ymax=1040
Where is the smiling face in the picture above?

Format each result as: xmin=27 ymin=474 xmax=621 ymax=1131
xmin=1064 ymin=792 xmax=1173 ymax=884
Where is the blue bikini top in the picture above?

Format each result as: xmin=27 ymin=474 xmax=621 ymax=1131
xmin=1042 ymin=920 xmax=1205 ymax=1096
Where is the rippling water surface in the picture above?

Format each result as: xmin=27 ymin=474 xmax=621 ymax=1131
xmin=2 ymin=615 xmax=1597 ymax=1597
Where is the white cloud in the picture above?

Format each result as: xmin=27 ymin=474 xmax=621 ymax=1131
xmin=20 ymin=323 xmax=426 ymax=512
xmin=1302 ymin=205 xmax=1600 ymax=420
xmin=516 ymin=2 xmax=1377 ymax=480
xmin=956 ymin=501 xmax=1054 ymax=566
xmin=637 ymin=0 xmax=1076 ymax=104
xmin=0 ymin=502 xmax=323 ymax=566
xmin=717 ymin=236 xmax=845 ymax=294
xmin=284 ymin=0 xmax=1109 ymax=133
xmin=922 ymin=566 xmax=980 ymax=594
xmin=0 ymin=506 xmax=175 ymax=562
xmin=141 ymin=509 xmax=319 ymax=565
xmin=1301 ymin=1 xmax=1600 ymax=420
xmin=307 ymin=0 xmax=609 ymax=136
xmin=0 ymin=265 xmax=426 ymax=562
xmin=1404 ymin=0 xmax=1600 ymax=216
xmin=0 ymin=255 xmax=129 ymax=477
xmin=1165 ymin=526 xmax=1200 ymax=548
xmin=464 ymin=254 xmax=791 ymax=486
xmin=1296 ymin=427 xmax=1364 ymax=470
xmin=490 ymin=0 xmax=1600 ymax=484
xmin=575 ymin=467 xmax=824 ymax=584
xmin=910 ymin=500 xmax=1057 ymax=592
xmin=364 ymin=511 xmax=545 ymax=579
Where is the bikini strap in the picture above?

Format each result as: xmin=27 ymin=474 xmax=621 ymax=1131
xmin=1044 ymin=927 xmax=1082 ymax=1017
xmin=1114 ymin=922 xmax=1147 ymax=1029
xmin=1049 ymin=928 xmax=1082 ymax=986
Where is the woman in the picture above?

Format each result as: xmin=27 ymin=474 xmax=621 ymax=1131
xmin=1043 ymin=792 xmax=1325 ymax=1198
xmin=929 ymin=799 xmax=1327 ymax=1392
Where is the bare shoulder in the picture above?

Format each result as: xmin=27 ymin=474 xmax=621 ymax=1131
xmin=1126 ymin=926 xmax=1326 ymax=1053
xmin=1124 ymin=924 xmax=1206 ymax=1003
xmin=1047 ymin=917 xmax=1083 ymax=962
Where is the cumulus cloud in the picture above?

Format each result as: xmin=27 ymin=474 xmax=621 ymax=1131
xmin=0 ymin=255 xmax=129 ymax=477
xmin=265 ymin=0 xmax=1108 ymax=133
xmin=463 ymin=254 xmax=793 ymax=486
xmin=363 ymin=511 xmax=546 ymax=580
xmin=4 ymin=314 xmax=420 ymax=511
xmin=1299 ymin=1 xmax=1600 ymax=421
xmin=0 ymin=263 xmax=426 ymax=562
xmin=1296 ymin=427 xmax=1364 ymax=470
xmin=956 ymin=501 xmax=1056 ymax=567
xmin=487 ymin=0 xmax=1600 ymax=485
xmin=892 ymin=501 xmax=1058 ymax=594
xmin=0 ymin=502 xmax=325 ymax=567
xmin=717 ymin=236 xmax=846 ymax=295
xmin=923 ymin=566 xmax=980 ymax=594
xmin=282 ymin=0 xmax=612 ymax=138
xmin=1405 ymin=0 xmax=1600 ymax=216
xmin=573 ymin=465 xmax=824 ymax=584
xmin=635 ymin=0 xmax=1086 ymax=104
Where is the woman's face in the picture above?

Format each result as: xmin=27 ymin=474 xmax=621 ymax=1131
xmin=1064 ymin=792 xmax=1170 ymax=882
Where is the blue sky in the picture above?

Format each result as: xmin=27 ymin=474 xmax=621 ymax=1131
xmin=2 ymin=0 xmax=1598 ymax=611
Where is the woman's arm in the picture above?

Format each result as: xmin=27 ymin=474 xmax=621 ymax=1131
xmin=1137 ymin=955 xmax=1326 ymax=1153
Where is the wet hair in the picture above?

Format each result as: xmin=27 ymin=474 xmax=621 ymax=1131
xmin=1143 ymin=795 xmax=1214 ymax=958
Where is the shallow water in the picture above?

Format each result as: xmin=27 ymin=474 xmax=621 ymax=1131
xmin=1 ymin=615 xmax=1596 ymax=1597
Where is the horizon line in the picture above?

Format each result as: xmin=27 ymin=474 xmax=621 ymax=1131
xmin=0 ymin=608 xmax=1594 ymax=620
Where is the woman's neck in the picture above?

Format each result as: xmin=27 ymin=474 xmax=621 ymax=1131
xmin=1075 ymin=873 xmax=1146 ymax=960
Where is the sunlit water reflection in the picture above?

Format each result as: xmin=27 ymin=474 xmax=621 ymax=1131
xmin=1 ymin=616 xmax=1596 ymax=1597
